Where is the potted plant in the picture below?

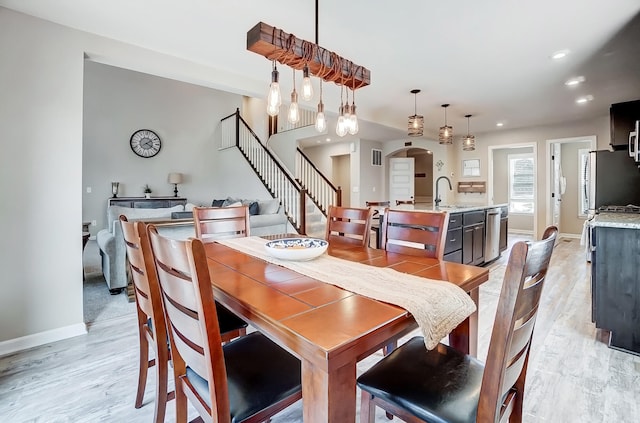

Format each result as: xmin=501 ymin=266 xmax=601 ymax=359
xmin=143 ymin=184 xmax=152 ymax=199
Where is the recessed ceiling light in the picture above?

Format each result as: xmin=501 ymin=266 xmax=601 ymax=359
xmin=565 ymin=76 xmax=585 ymax=86
xmin=576 ymin=95 xmax=594 ymax=104
xmin=496 ymin=122 xmax=504 ymax=127
xmin=325 ymin=137 xmax=331 ymax=142
xmin=551 ymin=49 xmax=570 ymax=60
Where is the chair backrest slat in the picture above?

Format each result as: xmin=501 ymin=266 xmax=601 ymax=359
xmin=478 ymin=226 xmax=557 ymax=422
xmin=381 ymin=209 xmax=448 ymax=259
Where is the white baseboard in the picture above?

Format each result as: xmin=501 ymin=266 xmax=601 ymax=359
xmin=0 ymin=323 xmax=87 ymax=357
xmin=508 ymin=229 xmax=534 ymax=235
xmin=559 ymin=232 xmax=581 ymax=240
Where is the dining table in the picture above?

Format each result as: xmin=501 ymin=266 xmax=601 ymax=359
xmin=202 ymin=235 xmax=489 ymax=423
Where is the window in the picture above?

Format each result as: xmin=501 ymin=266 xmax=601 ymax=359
xmin=508 ymin=154 xmax=534 ymax=214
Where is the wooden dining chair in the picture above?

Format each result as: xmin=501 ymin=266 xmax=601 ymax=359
xmin=147 ymin=225 xmax=302 ymax=423
xmin=193 ymin=205 xmax=250 ymax=242
xmin=365 ymin=201 xmax=391 ymax=207
xmin=380 ymin=209 xmax=449 ymax=259
xmin=357 ymin=226 xmax=559 ymax=423
xmin=395 ymin=199 xmax=415 ymax=206
xmin=325 ymin=205 xmax=374 ymax=247
xmin=119 ymin=216 xmax=172 ymax=423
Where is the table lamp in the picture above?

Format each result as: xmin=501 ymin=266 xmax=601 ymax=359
xmin=111 ymin=182 xmax=119 ymax=198
xmin=168 ymin=173 xmax=183 ymax=197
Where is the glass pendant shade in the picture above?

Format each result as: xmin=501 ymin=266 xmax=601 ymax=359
xmin=301 ymin=64 xmax=314 ymax=101
xmin=336 ymin=104 xmax=348 ymax=137
xmin=348 ymin=104 xmax=358 ymax=135
xmin=462 ymin=114 xmax=476 ymax=151
xmin=288 ymin=90 xmax=300 ymax=123
xmin=267 ymin=62 xmax=281 ymax=117
xmin=287 ymin=69 xmax=299 ymax=124
xmin=408 ymin=89 xmax=424 ymax=137
xmin=315 ymin=100 xmax=326 ymax=132
xmin=438 ymin=104 xmax=453 ymax=144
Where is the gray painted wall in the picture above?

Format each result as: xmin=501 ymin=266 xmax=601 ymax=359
xmin=83 ymin=61 xmax=252 ymax=235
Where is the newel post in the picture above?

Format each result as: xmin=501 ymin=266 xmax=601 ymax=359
xmin=299 ymin=189 xmax=307 ymax=235
xmin=336 ymin=186 xmax=342 ymax=207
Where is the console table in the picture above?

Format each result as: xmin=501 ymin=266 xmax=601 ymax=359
xmin=108 ymin=196 xmax=187 ymax=208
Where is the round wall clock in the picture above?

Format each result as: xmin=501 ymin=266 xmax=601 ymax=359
xmin=130 ymin=129 xmax=161 ymax=158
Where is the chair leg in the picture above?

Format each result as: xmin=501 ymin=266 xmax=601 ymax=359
xmin=175 ymin=383 xmax=189 ymax=423
xmin=360 ymin=390 xmax=376 ymax=423
xmin=153 ymin=348 xmax=170 ymax=423
xmin=135 ymin=329 xmax=149 ymax=409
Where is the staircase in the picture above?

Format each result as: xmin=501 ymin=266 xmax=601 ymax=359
xmin=219 ymin=109 xmax=341 ymax=235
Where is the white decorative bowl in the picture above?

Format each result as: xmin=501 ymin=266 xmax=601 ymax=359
xmin=264 ymin=238 xmax=328 ymax=261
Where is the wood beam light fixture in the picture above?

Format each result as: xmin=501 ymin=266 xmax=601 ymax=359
xmin=247 ymin=16 xmax=370 ymax=136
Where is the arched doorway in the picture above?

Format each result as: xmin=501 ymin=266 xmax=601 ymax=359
xmin=388 ymin=147 xmax=434 ymax=206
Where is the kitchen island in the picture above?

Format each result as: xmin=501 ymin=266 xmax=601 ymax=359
xmin=589 ymin=213 xmax=640 ymax=355
xmin=437 ymin=204 xmax=509 ymax=266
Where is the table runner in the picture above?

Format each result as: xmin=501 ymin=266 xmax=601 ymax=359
xmin=216 ymin=237 xmax=476 ymax=350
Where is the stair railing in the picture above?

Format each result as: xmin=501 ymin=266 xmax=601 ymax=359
xmin=220 ymin=109 xmax=306 ymax=233
xmin=295 ymin=147 xmax=341 ymax=215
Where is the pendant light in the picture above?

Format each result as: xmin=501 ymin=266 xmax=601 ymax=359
xmin=288 ymin=69 xmax=300 ymax=124
xmin=266 ymin=60 xmax=281 ymax=116
xmin=301 ymin=64 xmax=314 ymax=101
xmin=336 ymin=86 xmax=348 ymax=137
xmin=315 ymin=80 xmax=327 ymax=132
xmin=348 ymin=87 xmax=359 ymax=135
xmin=408 ymin=89 xmax=424 ymax=137
xmin=462 ymin=114 xmax=476 ymax=151
xmin=438 ymin=104 xmax=453 ymax=144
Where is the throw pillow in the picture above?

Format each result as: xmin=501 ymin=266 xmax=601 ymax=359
xmin=248 ymin=201 xmax=259 ymax=216
xmin=258 ymin=199 xmax=280 ymax=215
xmin=227 ymin=201 xmax=243 ymax=207
xmin=211 ymin=199 xmax=225 ymax=207
xmin=223 ymin=197 xmax=241 ymax=207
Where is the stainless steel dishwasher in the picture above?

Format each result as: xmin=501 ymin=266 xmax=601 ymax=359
xmin=484 ymin=207 xmax=501 ymax=262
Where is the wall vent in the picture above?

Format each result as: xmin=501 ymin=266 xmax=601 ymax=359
xmin=371 ymin=149 xmax=382 ymax=166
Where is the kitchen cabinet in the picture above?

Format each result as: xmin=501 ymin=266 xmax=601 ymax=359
xmin=591 ymin=224 xmax=640 ymax=354
xmin=499 ymin=206 xmax=508 ymax=252
xmin=609 ymin=99 xmax=640 ymax=150
xmin=443 ymin=213 xmax=462 ymax=263
xmin=462 ymin=211 xmax=485 ymax=266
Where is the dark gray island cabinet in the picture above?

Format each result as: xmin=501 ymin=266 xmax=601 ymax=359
xmin=590 ymin=213 xmax=640 ymax=355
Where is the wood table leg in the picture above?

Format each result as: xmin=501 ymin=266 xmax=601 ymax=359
xmin=449 ymin=287 xmax=479 ymax=356
xmin=302 ymin=358 xmax=356 ymax=422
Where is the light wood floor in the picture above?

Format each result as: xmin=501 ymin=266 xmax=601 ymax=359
xmin=1 ymin=235 xmax=639 ymax=422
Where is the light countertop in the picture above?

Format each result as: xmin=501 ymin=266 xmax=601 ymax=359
xmin=589 ymin=212 xmax=640 ymax=229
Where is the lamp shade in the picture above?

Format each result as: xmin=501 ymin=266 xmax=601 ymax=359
xmin=168 ymin=173 xmax=183 ymax=184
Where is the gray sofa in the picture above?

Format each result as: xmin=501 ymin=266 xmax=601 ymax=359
xmin=96 ymin=198 xmax=288 ymax=293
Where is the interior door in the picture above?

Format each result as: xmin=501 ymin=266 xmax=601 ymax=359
xmin=551 ymin=143 xmax=562 ymax=231
xmin=389 ymin=157 xmax=415 ymax=206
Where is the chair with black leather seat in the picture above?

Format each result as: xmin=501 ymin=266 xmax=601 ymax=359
xmin=357 ymin=226 xmax=558 ymax=423
xmin=193 ymin=206 xmax=250 ymax=341
xmin=325 ymin=205 xmax=374 ymax=247
xmin=120 ymin=216 xmax=171 ymax=423
xmin=380 ymin=209 xmax=449 ymax=260
xmin=147 ymin=225 xmax=302 ymax=423
xmin=395 ymin=199 xmax=415 ymax=206
xmin=193 ymin=205 xmax=250 ymax=242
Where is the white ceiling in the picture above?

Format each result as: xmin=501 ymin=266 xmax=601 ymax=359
xmin=3 ymin=0 xmax=640 ymax=142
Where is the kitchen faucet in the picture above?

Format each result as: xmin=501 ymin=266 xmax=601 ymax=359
xmin=435 ymin=176 xmax=452 ymax=207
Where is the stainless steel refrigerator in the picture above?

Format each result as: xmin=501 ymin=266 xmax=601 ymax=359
xmin=588 ymin=149 xmax=640 ymax=211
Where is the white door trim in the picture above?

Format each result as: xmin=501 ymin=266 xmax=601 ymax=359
xmin=544 ymin=136 xmax=597 ymax=229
